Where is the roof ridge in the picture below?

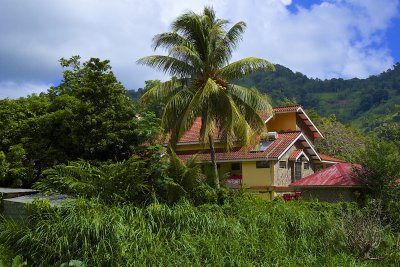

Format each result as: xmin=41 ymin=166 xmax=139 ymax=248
xmin=273 ymin=105 xmax=302 ymax=109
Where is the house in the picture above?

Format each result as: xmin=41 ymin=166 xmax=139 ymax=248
xmin=289 ymin=163 xmax=362 ymax=202
xmin=174 ymin=105 xmax=345 ymax=199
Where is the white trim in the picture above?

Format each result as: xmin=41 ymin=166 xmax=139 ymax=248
xmin=289 ymin=150 xmax=310 ymax=161
xmin=320 ymin=160 xmax=341 ymax=164
xmin=276 ymin=132 xmax=302 ymax=160
xmin=297 ymin=107 xmax=324 ymax=138
xmin=276 ymin=133 xmax=321 ymax=161
xmin=301 ymin=134 xmax=322 ymax=161
xmin=264 ymin=115 xmax=273 ymax=123
xmin=273 ymin=107 xmax=302 ymax=114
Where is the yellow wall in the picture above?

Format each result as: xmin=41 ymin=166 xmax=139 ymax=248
xmin=267 ymin=112 xmax=297 ymax=132
xmin=242 ymin=161 xmax=273 ymax=187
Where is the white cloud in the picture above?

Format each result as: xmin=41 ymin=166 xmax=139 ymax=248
xmin=0 ymin=0 xmax=399 ymax=98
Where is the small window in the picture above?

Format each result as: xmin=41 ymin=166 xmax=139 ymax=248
xmin=279 ymin=161 xmax=287 ymax=169
xmin=304 ymin=162 xmax=309 ymax=170
xmin=256 ymin=161 xmax=270 ymax=168
xmin=231 ymin=163 xmax=241 ymax=170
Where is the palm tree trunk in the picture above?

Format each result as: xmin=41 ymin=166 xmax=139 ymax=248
xmin=208 ymin=133 xmax=220 ymax=189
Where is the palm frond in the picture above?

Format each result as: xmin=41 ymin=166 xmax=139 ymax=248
xmin=176 ymin=78 xmax=220 ymax=142
xmin=214 ymin=21 xmax=246 ymax=66
xmin=219 ymin=57 xmax=275 ymax=81
xmin=152 ymin=32 xmax=194 ymax=52
xmin=137 ymin=55 xmax=194 ymax=78
xmin=139 ymin=78 xmax=183 ymax=104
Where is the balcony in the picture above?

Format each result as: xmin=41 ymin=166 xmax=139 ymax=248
xmin=227 ymin=175 xmax=242 ymax=189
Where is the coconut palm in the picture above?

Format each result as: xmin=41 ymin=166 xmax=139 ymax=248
xmin=138 ymin=6 xmax=274 ymax=189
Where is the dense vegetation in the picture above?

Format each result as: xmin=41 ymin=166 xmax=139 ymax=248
xmin=0 ymin=194 xmax=399 ymax=266
xmin=0 ymin=56 xmax=162 ymax=188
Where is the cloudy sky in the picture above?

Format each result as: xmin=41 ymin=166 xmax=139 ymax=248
xmin=1 ymin=0 xmax=399 ymax=99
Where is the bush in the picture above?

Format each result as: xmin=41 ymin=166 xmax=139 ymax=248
xmin=34 ymin=145 xmax=168 ymax=205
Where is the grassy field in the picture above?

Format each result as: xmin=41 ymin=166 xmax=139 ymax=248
xmin=0 ymin=193 xmax=399 ymax=266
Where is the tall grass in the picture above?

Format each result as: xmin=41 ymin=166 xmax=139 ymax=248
xmin=0 ymin=193 xmax=398 ymax=266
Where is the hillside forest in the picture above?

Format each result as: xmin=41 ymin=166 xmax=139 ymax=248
xmin=128 ymin=63 xmax=400 ymax=131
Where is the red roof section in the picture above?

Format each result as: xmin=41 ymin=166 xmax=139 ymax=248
xmin=272 ymin=105 xmax=301 ymax=112
xmin=290 ymin=163 xmax=361 ymax=187
xmin=289 ymin=149 xmax=303 ymax=160
xmin=178 ymin=106 xmax=303 ymax=144
xmin=319 ymin=154 xmax=346 ymax=163
xmin=177 ymin=131 xmax=301 ymax=161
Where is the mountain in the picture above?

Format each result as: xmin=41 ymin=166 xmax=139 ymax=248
xmin=127 ymin=63 xmax=400 ymax=131
xmin=237 ymin=63 xmax=400 ymax=131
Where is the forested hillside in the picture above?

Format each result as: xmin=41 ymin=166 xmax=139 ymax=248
xmin=128 ymin=63 xmax=400 ymax=131
xmin=237 ymin=63 xmax=400 ymax=131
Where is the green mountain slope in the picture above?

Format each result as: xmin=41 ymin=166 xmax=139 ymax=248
xmin=127 ymin=63 xmax=400 ymax=131
xmin=237 ymin=63 xmax=400 ymax=131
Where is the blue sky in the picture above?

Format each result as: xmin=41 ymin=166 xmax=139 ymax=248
xmin=0 ymin=0 xmax=399 ymax=98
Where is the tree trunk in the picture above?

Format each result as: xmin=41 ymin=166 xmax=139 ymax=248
xmin=208 ymin=134 xmax=220 ymax=189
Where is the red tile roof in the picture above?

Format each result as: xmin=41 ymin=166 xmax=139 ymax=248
xmin=290 ymin=163 xmax=361 ymax=187
xmin=319 ymin=154 xmax=346 ymax=163
xmin=177 ymin=117 xmax=221 ymax=143
xmin=272 ymin=105 xmax=301 ymax=112
xmin=289 ymin=149 xmax=303 ymax=160
xmin=176 ymin=131 xmax=301 ymax=162
xmin=176 ymin=105 xmax=323 ymax=144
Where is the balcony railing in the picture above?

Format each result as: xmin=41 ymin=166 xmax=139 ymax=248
xmin=227 ymin=175 xmax=242 ymax=189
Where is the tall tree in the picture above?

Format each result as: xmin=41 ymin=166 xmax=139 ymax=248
xmin=138 ymin=7 xmax=274 ymax=188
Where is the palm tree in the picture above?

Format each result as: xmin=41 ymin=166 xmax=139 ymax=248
xmin=138 ymin=7 xmax=274 ymax=189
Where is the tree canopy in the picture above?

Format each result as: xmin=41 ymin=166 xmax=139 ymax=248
xmin=0 ymin=56 xmax=162 ymax=187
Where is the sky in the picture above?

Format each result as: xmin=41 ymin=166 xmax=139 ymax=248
xmin=0 ymin=0 xmax=399 ymax=99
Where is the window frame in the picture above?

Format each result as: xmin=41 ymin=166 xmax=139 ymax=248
xmin=303 ymin=162 xmax=310 ymax=170
xmin=256 ymin=161 xmax=270 ymax=169
xmin=231 ymin=163 xmax=241 ymax=170
xmin=279 ymin=160 xmax=287 ymax=169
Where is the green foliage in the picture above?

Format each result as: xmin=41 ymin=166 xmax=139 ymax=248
xmin=352 ymin=140 xmax=400 ymax=199
xmin=352 ymin=140 xmax=400 ymax=232
xmin=375 ymin=122 xmax=400 ymax=149
xmin=34 ymin=146 xmax=167 ymax=205
xmin=0 ymin=56 xmax=163 ymax=187
xmin=0 ymin=244 xmax=16 ymax=266
xmin=165 ymin=147 xmax=217 ymax=205
xmin=0 ymin=255 xmax=27 ymax=267
xmin=0 ymin=145 xmax=34 ymax=187
xmin=313 ymin=114 xmax=366 ymax=161
xmin=2 ymin=196 xmax=398 ymax=266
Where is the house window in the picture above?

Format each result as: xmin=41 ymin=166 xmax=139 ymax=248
xmin=231 ymin=163 xmax=241 ymax=170
xmin=279 ymin=161 xmax=287 ymax=169
xmin=256 ymin=161 xmax=269 ymax=168
xmin=304 ymin=162 xmax=310 ymax=170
